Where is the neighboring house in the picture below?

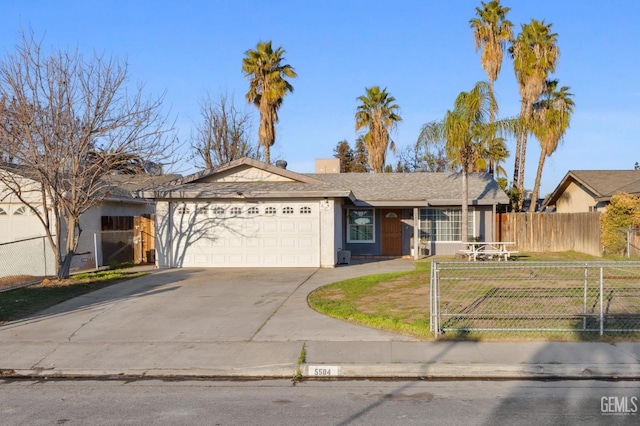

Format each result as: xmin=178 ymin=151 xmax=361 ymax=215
xmin=144 ymin=158 xmax=509 ymax=268
xmin=0 ymin=167 xmax=174 ymax=276
xmin=543 ymin=170 xmax=640 ymax=213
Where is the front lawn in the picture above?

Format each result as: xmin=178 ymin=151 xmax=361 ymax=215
xmin=0 ymin=269 xmax=147 ymax=324
xmin=307 ymin=251 xmax=640 ymax=341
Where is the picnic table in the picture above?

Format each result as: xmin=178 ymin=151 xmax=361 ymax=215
xmin=459 ymin=241 xmax=517 ymax=261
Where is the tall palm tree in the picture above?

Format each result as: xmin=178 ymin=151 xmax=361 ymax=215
xmin=470 ymin=0 xmax=513 ymax=175
xmin=529 ymin=80 xmax=574 ymax=211
xmin=510 ymin=19 xmax=559 ymax=210
xmin=242 ymin=41 xmax=297 ymax=164
xmin=355 ymin=86 xmax=402 ymax=173
xmin=420 ymin=81 xmax=496 ymax=245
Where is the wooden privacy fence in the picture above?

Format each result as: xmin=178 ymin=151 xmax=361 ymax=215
xmin=496 ymin=212 xmax=602 ymax=256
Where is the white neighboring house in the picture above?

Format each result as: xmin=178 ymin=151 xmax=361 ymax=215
xmin=0 ymin=167 xmax=173 ymax=277
xmin=143 ymin=158 xmax=509 ymax=269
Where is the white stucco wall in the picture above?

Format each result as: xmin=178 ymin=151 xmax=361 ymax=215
xmin=154 ymin=200 xmax=172 ymax=268
xmin=319 ymin=198 xmax=337 ymax=268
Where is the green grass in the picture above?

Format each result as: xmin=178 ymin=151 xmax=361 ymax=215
xmin=0 ymin=269 xmax=147 ymax=323
xmin=308 ymin=251 xmax=640 ymax=342
xmin=308 ymin=267 xmax=434 ymax=339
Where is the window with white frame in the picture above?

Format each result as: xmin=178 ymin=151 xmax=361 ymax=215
xmin=300 ymin=206 xmax=312 ymax=214
xmin=282 ymin=206 xmax=294 ymax=214
xmin=230 ymin=207 xmax=242 ymax=215
xmin=0 ymin=207 xmax=6 ymax=215
xmin=177 ymin=205 xmax=190 ymax=215
xmin=347 ymin=208 xmax=374 ymax=243
xmin=419 ymin=208 xmax=474 ymax=242
xmin=265 ymin=207 xmax=276 ymax=215
xmin=213 ymin=207 xmax=225 ymax=216
xmin=247 ymin=206 xmax=259 ymax=215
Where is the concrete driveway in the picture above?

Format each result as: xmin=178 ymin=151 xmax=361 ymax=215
xmin=0 ymin=260 xmax=418 ymax=345
xmin=0 ymin=260 xmax=418 ymax=376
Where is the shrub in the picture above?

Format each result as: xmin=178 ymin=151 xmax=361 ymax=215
xmin=600 ymin=193 xmax=640 ymax=255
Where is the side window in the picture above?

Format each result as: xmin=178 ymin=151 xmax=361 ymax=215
xmin=230 ymin=207 xmax=242 ymax=215
xmin=300 ymin=206 xmax=312 ymax=214
xmin=265 ymin=207 xmax=276 ymax=215
xmin=282 ymin=207 xmax=294 ymax=214
xmin=247 ymin=206 xmax=259 ymax=215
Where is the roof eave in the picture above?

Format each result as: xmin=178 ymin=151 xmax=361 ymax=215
xmin=147 ymin=189 xmax=352 ymax=200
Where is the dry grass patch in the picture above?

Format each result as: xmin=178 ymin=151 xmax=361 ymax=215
xmin=0 ymin=269 xmax=147 ymax=324
xmin=0 ymin=275 xmax=44 ymax=292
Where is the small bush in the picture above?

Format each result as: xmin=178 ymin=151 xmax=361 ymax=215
xmin=601 ymin=193 xmax=640 ymax=255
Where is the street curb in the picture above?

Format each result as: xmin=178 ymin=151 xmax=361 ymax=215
xmin=303 ymin=364 xmax=640 ymax=379
xmin=2 ymin=366 xmax=299 ymax=380
xmin=3 ymin=364 xmax=639 ymax=381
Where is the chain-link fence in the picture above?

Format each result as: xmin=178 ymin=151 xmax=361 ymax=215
xmin=0 ymin=236 xmax=57 ymax=278
xmin=430 ymin=261 xmax=640 ymax=337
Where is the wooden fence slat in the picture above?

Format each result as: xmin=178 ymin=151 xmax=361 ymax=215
xmin=496 ymin=212 xmax=602 ymax=256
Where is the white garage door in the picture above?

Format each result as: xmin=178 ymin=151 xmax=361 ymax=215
xmin=172 ymin=201 xmax=320 ymax=267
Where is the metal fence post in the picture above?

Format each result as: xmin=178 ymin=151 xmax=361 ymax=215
xmin=599 ymin=266 xmax=604 ymax=336
xmin=430 ymin=261 xmax=435 ymax=335
xmin=433 ymin=262 xmax=440 ymax=338
xmin=583 ymin=264 xmax=588 ymax=331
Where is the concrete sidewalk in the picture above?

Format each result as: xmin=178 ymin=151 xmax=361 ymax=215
xmin=1 ymin=260 xmax=639 ymax=380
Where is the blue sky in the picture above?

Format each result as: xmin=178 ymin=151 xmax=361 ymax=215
xmin=2 ymin=1 xmax=639 ymax=195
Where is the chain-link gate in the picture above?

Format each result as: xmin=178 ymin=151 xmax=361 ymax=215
xmin=430 ymin=261 xmax=640 ymax=337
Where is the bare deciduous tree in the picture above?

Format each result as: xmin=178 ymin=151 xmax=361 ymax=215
xmin=191 ymin=93 xmax=258 ymax=169
xmin=0 ymin=30 xmax=175 ymax=278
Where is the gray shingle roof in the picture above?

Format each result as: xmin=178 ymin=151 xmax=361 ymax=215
xmin=148 ymin=157 xmax=509 ymax=205
xmin=306 ymin=172 xmax=508 ymax=204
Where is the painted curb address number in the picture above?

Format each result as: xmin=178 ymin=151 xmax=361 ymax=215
xmin=307 ymin=365 xmax=341 ymax=376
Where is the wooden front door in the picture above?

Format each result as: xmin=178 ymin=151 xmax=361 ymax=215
xmin=381 ymin=209 xmax=402 ymax=256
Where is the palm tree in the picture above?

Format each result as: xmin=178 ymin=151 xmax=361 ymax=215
xmin=470 ymin=0 xmax=513 ymax=175
xmin=510 ymin=19 xmax=559 ymax=210
xmin=420 ymin=81 xmax=496 ymax=245
xmin=242 ymin=41 xmax=297 ymax=164
xmin=355 ymin=86 xmax=402 ymax=173
xmin=528 ymin=80 xmax=574 ymax=211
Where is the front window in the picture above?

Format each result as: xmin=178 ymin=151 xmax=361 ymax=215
xmin=419 ymin=208 xmax=474 ymax=242
xmin=347 ymin=208 xmax=375 ymax=243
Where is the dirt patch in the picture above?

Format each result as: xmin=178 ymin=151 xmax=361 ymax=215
xmin=354 ymin=274 xmax=430 ymax=323
xmin=0 ymin=275 xmax=44 ymax=292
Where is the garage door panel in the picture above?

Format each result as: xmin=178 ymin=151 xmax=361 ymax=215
xmin=298 ymin=221 xmax=313 ymax=232
xmin=175 ymin=201 xmax=320 ymax=268
xmin=281 ymin=222 xmax=296 ymax=232
xmin=246 ymin=238 xmax=260 ymax=248
xmin=264 ymin=237 xmax=278 ymax=248
xmin=262 ymin=222 xmax=278 ymax=232
xmin=299 ymin=237 xmax=314 ymax=248
xmin=281 ymin=237 xmax=296 ymax=248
